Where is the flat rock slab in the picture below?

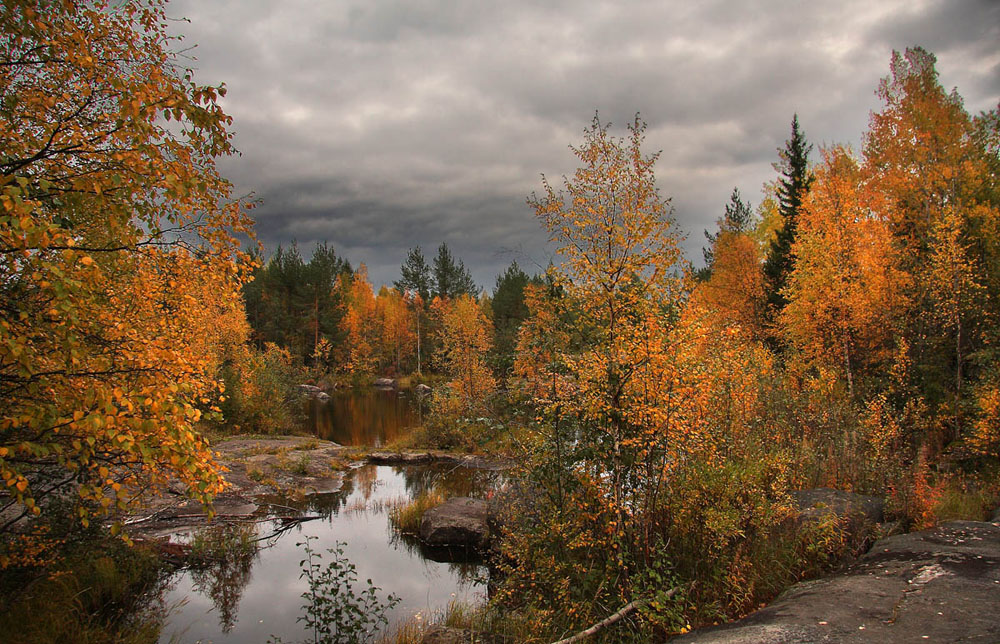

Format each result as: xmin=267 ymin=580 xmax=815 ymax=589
xmin=212 ymin=436 xmax=343 ymax=457
xmin=674 ymin=518 xmax=1000 ymax=643
xmin=368 ymin=450 xmax=512 ymax=470
xmin=420 ymin=497 xmax=489 ymax=548
xmin=125 ymin=436 xmax=347 ymax=536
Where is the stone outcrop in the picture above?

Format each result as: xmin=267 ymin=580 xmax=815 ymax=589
xmin=673 ymin=516 xmax=1000 ymax=643
xmin=374 ymin=377 xmax=397 ymax=388
xmin=367 ymin=450 xmax=512 ymax=470
xmin=789 ymin=488 xmax=884 ymax=526
xmin=421 ymin=626 xmax=488 ymax=643
xmin=788 ymin=488 xmax=885 ymax=552
xmin=420 ymin=497 xmax=489 ymax=548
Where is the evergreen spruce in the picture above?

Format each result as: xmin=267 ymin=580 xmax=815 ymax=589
xmin=701 ymin=187 xmax=754 ymax=278
xmin=432 ymin=243 xmax=477 ymax=299
xmin=394 ymin=246 xmax=432 ymax=302
xmin=763 ymin=114 xmax=813 ymax=320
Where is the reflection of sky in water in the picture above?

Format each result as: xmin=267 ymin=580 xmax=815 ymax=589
xmin=158 ymin=465 xmax=489 ymax=643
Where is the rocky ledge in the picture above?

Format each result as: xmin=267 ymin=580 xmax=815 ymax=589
xmin=125 ymin=437 xmax=348 ymax=535
xmin=674 ymin=513 xmax=1000 ymax=643
xmin=367 ymin=450 xmax=512 ymax=470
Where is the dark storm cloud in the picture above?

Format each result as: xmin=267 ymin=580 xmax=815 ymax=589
xmin=168 ymin=0 xmax=997 ymax=290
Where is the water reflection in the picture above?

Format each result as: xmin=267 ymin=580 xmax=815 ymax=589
xmin=187 ymin=524 xmax=259 ymax=634
xmin=158 ymin=464 xmax=493 ymax=643
xmin=307 ymin=389 xmax=419 ymax=446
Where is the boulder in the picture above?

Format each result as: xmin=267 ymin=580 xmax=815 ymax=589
xmin=789 ymin=488 xmax=883 ymax=550
xmin=420 ymin=497 xmax=489 ymax=548
xmin=789 ymin=488 xmax=884 ymax=525
xmin=374 ymin=377 xmax=397 ymax=388
xmin=421 ymin=626 xmax=483 ymax=643
xmin=415 ymin=383 xmax=432 ymax=397
xmin=314 ymin=391 xmax=330 ymax=402
xmin=674 ymin=518 xmax=1000 ymax=643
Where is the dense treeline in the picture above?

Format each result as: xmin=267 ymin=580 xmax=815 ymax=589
xmin=492 ymin=47 xmax=999 ymax=639
xmin=242 ymin=239 xmax=537 ymax=385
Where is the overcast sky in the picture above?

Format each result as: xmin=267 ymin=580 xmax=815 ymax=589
xmin=168 ymin=0 xmax=998 ymax=290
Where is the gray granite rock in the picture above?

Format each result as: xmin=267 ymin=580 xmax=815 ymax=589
xmin=420 ymin=497 xmax=489 ymax=548
xmin=673 ymin=519 xmax=1000 ymax=642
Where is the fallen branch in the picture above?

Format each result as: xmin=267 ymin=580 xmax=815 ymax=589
xmin=550 ymin=586 xmax=681 ymax=644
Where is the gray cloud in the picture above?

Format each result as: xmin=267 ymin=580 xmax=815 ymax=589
xmin=168 ymin=0 xmax=997 ymax=290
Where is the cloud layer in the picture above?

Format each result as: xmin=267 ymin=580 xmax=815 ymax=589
xmin=169 ymin=0 xmax=999 ymax=289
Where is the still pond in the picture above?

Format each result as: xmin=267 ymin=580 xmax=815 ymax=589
xmin=158 ymin=389 xmax=493 ymax=643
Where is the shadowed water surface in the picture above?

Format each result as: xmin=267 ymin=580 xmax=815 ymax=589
xmin=308 ymin=388 xmax=420 ymax=446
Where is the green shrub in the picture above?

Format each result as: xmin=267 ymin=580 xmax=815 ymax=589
xmin=270 ymin=536 xmax=400 ymax=644
xmin=220 ymin=343 xmax=307 ymax=434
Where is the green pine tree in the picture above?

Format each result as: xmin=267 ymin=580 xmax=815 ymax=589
xmin=701 ymin=186 xmax=754 ymax=279
xmin=490 ymin=260 xmax=533 ymax=378
xmin=394 ymin=246 xmax=432 ymax=302
xmin=433 ymin=242 xmax=477 ymax=299
xmin=763 ymin=114 xmax=813 ymax=322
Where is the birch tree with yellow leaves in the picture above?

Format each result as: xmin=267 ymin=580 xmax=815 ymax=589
xmin=523 ymin=115 xmax=699 ymax=566
xmin=0 ymin=0 xmax=255 ymax=540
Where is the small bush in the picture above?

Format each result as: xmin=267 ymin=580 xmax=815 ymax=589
xmin=219 ymin=343 xmax=307 ymax=435
xmin=270 ymin=535 xmax=399 ymax=644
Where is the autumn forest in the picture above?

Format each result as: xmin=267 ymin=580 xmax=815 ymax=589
xmin=2 ymin=1 xmax=999 ymax=643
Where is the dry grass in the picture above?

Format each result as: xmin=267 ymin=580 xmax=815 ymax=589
xmin=388 ymin=490 xmax=447 ymax=535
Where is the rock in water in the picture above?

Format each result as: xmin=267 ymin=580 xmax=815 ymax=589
xmin=420 ymin=497 xmax=489 ymax=548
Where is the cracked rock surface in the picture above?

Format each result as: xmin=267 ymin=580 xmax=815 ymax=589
xmin=674 ymin=516 xmax=1000 ymax=643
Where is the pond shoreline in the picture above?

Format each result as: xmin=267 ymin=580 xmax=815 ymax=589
xmin=125 ymin=431 xmax=507 ymax=643
xmin=125 ymin=434 xmax=512 ymax=537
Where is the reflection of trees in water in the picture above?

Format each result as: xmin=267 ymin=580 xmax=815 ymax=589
xmin=354 ymin=463 xmax=379 ymax=501
xmin=386 ymin=529 xmax=487 ymax=588
xmin=398 ymin=464 xmax=505 ymax=500
xmin=188 ymin=523 xmax=260 ymax=634
xmin=309 ymin=390 xmax=418 ymax=446
xmin=172 ymin=463 xmax=499 ymax=636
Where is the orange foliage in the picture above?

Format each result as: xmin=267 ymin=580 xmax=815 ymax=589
xmin=434 ymin=295 xmax=495 ymax=415
xmin=782 ymin=146 xmax=909 ymax=397
xmin=512 ymin=278 xmax=574 ymax=406
xmin=969 ymin=383 xmax=1000 ymax=457
xmin=689 ymin=231 xmax=766 ymax=339
xmin=0 ymin=0 xmax=255 ymax=531
xmin=341 ymin=266 xmax=379 ymax=376
xmin=376 ymin=287 xmax=417 ymax=373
